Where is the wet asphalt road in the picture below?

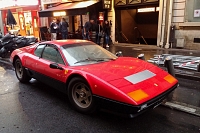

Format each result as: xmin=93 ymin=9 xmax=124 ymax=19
xmin=0 ymin=45 xmax=200 ymax=133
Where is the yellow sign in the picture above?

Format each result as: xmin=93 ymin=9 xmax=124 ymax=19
xmin=53 ymin=11 xmax=66 ymax=16
xmin=42 ymin=0 xmax=61 ymax=4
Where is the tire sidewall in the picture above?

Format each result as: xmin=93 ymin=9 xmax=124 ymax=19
xmin=14 ymin=58 xmax=30 ymax=83
xmin=68 ymin=77 xmax=96 ymax=114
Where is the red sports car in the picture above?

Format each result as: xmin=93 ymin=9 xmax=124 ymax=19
xmin=10 ymin=40 xmax=178 ymax=117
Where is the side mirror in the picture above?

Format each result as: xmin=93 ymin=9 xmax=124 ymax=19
xmin=49 ymin=63 xmax=64 ymax=70
xmin=137 ymin=53 xmax=145 ymax=60
xmin=116 ymin=51 xmax=123 ymax=57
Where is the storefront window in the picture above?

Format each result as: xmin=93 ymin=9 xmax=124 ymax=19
xmin=185 ymin=0 xmax=200 ymax=22
xmin=24 ymin=12 xmax=33 ymax=35
xmin=74 ymin=15 xmax=81 ymax=32
xmin=82 ymin=14 xmax=89 ymax=26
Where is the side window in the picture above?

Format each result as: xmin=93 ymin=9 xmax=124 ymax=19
xmin=42 ymin=46 xmax=65 ymax=65
xmin=34 ymin=44 xmax=45 ymax=57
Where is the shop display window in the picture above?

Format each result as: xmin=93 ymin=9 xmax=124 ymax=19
xmin=24 ymin=12 xmax=33 ymax=36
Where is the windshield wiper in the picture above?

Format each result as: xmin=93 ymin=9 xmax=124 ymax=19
xmin=74 ymin=58 xmax=116 ymax=64
xmin=93 ymin=58 xmax=116 ymax=61
xmin=74 ymin=58 xmax=103 ymax=64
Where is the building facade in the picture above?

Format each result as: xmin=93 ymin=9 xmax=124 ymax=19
xmin=39 ymin=0 xmax=113 ymax=40
xmin=169 ymin=0 xmax=200 ymax=49
xmin=113 ymin=0 xmax=200 ymax=50
xmin=113 ymin=0 xmax=159 ymax=45
xmin=0 ymin=0 xmax=40 ymax=37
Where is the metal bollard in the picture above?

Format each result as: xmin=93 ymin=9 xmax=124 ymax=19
xmin=137 ymin=54 xmax=145 ymax=60
xmin=164 ymin=57 xmax=175 ymax=77
xmin=197 ymin=62 xmax=200 ymax=72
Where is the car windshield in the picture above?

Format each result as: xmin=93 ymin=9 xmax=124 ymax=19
xmin=61 ymin=43 xmax=117 ymax=66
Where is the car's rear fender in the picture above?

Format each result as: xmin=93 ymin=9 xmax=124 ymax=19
xmin=11 ymin=51 xmax=28 ymax=67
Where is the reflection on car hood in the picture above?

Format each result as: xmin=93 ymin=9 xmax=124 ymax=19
xmin=76 ymin=57 xmax=163 ymax=83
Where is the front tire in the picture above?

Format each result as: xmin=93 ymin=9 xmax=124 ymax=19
xmin=68 ymin=77 xmax=96 ymax=114
xmin=14 ymin=58 xmax=31 ymax=83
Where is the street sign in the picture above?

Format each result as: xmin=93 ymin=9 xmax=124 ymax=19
xmin=103 ymin=0 xmax=112 ymax=10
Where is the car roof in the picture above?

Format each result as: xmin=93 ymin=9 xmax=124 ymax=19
xmin=39 ymin=39 xmax=93 ymax=47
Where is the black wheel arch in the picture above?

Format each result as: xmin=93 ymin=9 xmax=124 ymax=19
xmin=66 ymin=74 xmax=91 ymax=91
xmin=13 ymin=55 xmax=20 ymax=67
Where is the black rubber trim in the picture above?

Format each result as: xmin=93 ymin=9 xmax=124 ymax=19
xmin=94 ymin=83 xmax=178 ymax=117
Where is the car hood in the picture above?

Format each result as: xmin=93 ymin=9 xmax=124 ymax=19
xmin=81 ymin=57 xmax=157 ymax=77
xmin=76 ymin=57 xmax=163 ymax=86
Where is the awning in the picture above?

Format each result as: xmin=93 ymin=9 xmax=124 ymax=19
xmin=39 ymin=1 xmax=99 ymax=17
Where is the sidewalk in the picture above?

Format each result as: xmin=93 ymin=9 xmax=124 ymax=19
xmin=113 ymin=43 xmax=200 ymax=52
xmin=109 ymin=43 xmax=200 ymax=117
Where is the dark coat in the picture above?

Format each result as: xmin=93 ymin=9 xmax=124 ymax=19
xmin=103 ymin=25 xmax=111 ymax=36
xmin=95 ymin=24 xmax=103 ymax=33
xmin=83 ymin=21 xmax=92 ymax=32
xmin=50 ymin=22 xmax=59 ymax=33
xmin=59 ymin=21 xmax=69 ymax=33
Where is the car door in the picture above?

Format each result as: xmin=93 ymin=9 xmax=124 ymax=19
xmin=34 ymin=44 xmax=67 ymax=91
xmin=24 ymin=43 xmax=46 ymax=76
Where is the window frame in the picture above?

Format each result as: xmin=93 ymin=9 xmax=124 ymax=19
xmin=34 ymin=44 xmax=46 ymax=58
xmin=185 ymin=0 xmax=200 ymax=23
xmin=35 ymin=44 xmax=66 ymax=65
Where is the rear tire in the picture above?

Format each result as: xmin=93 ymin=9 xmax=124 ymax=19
xmin=68 ymin=77 xmax=96 ymax=114
xmin=14 ymin=58 xmax=31 ymax=83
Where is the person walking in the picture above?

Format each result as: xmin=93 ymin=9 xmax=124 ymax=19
xmin=82 ymin=18 xmax=94 ymax=40
xmin=59 ymin=18 xmax=69 ymax=39
xmin=103 ymin=20 xmax=111 ymax=48
xmin=50 ymin=18 xmax=59 ymax=40
xmin=95 ymin=20 xmax=103 ymax=45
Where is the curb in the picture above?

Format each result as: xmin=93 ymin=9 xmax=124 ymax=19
xmin=162 ymin=101 xmax=200 ymax=117
xmin=156 ymin=66 xmax=200 ymax=81
xmin=175 ymin=73 xmax=200 ymax=81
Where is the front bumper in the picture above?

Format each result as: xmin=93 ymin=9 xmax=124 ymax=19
xmin=94 ymin=83 xmax=178 ymax=118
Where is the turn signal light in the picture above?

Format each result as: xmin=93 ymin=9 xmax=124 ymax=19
xmin=164 ymin=74 xmax=177 ymax=84
xmin=128 ymin=89 xmax=149 ymax=102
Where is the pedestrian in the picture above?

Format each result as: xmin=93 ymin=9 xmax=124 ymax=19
xmin=103 ymin=20 xmax=111 ymax=48
xmin=26 ymin=22 xmax=31 ymax=36
xmin=82 ymin=18 xmax=94 ymax=40
xmin=95 ymin=20 xmax=103 ymax=45
xmin=59 ymin=17 xmax=69 ymax=39
xmin=50 ymin=18 xmax=59 ymax=40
